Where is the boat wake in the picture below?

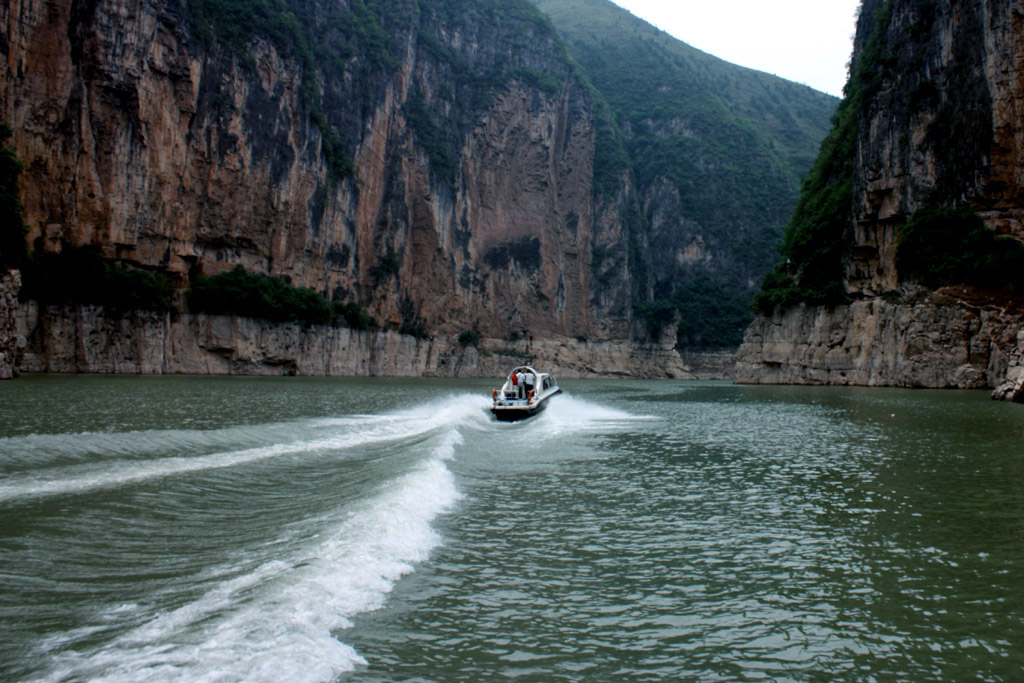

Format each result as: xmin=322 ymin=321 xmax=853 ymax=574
xmin=538 ymin=393 xmax=646 ymax=423
xmin=41 ymin=430 xmax=463 ymax=682
xmin=0 ymin=395 xmax=490 ymax=504
xmin=8 ymin=390 xmax=640 ymax=682
xmin=21 ymin=396 xmax=493 ymax=683
xmin=516 ymin=393 xmax=655 ymax=440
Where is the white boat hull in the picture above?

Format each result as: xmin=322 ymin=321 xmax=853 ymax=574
xmin=490 ymin=389 xmax=560 ymax=421
xmin=490 ymin=365 xmax=561 ymax=422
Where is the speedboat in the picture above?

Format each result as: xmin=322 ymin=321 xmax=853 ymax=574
xmin=490 ymin=365 xmax=561 ymax=421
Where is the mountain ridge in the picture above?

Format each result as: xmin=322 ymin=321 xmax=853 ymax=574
xmin=2 ymin=0 xmax=835 ymax=377
xmin=534 ymin=0 xmax=837 ymax=347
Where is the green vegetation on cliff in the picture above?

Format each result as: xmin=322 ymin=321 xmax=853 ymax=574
xmin=189 ymin=266 xmax=380 ymax=329
xmin=635 ymin=276 xmax=751 ymax=347
xmin=21 ymin=253 xmax=382 ymax=328
xmin=754 ymin=1 xmax=891 ymax=314
xmin=334 ymin=302 xmax=378 ymax=331
xmin=752 ymin=98 xmax=857 ymax=313
xmin=189 ymin=266 xmax=334 ymax=326
xmin=535 ymin=0 xmax=837 ymax=346
xmin=896 ymin=205 xmax=1024 ymax=291
xmin=21 ymin=246 xmax=175 ymax=313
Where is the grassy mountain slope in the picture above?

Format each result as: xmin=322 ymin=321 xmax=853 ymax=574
xmin=535 ymin=0 xmax=837 ymax=346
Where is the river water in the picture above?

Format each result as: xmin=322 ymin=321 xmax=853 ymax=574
xmin=1 ymin=375 xmax=1022 ymax=681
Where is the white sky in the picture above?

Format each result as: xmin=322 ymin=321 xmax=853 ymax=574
xmin=609 ymin=0 xmax=862 ymax=97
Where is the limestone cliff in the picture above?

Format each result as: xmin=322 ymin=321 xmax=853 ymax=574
xmin=1 ymin=0 xmax=836 ymax=379
xmin=2 ymin=0 xmax=628 ymax=343
xmin=845 ymin=0 xmax=1023 ymax=298
xmin=736 ymin=295 xmax=1023 ymax=391
xmin=739 ymin=0 xmax=1024 ymax=402
xmin=0 ymin=270 xmax=20 ymax=378
xmin=16 ymin=302 xmax=692 ymax=379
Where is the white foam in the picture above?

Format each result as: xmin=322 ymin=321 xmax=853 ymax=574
xmin=0 ymin=423 xmax=299 ymax=466
xmin=0 ymin=395 xmax=487 ymax=504
xmin=42 ymin=432 xmax=464 ymax=683
xmin=530 ymin=394 xmax=653 ymax=436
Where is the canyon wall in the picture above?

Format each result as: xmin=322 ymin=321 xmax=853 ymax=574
xmin=0 ymin=0 xmax=838 ymax=379
xmin=16 ymin=302 xmax=692 ymax=379
xmin=0 ymin=270 xmax=20 ymax=379
xmin=844 ymin=0 xmax=1024 ymax=298
xmin=737 ymin=295 xmax=1021 ymax=391
xmin=1 ymin=0 xmax=629 ymax=345
xmin=738 ymin=0 xmax=1024 ymax=402
xmin=536 ymin=0 xmax=836 ymax=349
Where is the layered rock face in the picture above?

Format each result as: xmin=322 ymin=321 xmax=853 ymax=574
xmin=0 ymin=270 xmax=20 ymax=378
xmin=736 ymin=296 xmax=1021 ymax=391
xmin=739 ymin=0 xmax=1024 ymax=402
xmin=845 ymin=0 xmax=1024 ymax=297
xmin=991 ymin=329 xmax=1024 ymax=401
xmin=1 ymin=0 xmax=628 ymax=346
xmin=16 ymin=303 xmax=691 ymax=379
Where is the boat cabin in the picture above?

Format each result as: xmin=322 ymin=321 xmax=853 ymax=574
xmin=490 ymin=365 xmax=561 ymax=421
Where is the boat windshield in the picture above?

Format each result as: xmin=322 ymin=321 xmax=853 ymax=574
xmin=506 ymin=366 xmax=537 ymax=380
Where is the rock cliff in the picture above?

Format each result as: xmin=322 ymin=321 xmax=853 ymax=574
xmin=736 ymin=293 xmax=1022 ymax=391
xmin=1 ymin=0 xmax=834 ymax=378
xmin=739 ymin=0 xmax=1024 ymax=403
xmin=0 ymin=270 xmax=20 ymax=378
xmin=2 ymin=0 xmax=626 ymax=339
xmin=16 ymin=302 xmax=691 ymax=379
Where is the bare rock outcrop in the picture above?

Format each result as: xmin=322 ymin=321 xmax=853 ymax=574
xmin=16 ymin=302 xmax=692 ymax=379
xmin=0 ymin=270 xmax=21 ymax=378
xmin=737 ymin=295 xmax=1023 ymax=390
xmin=1 ymin=0 xmax=629 ymax=345
xmin=992 ymin=330 xmax=1024 ymax=402
xmin=739 ymin=0 xmax=1024 ymax=401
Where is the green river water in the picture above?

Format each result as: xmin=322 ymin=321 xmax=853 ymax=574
xmin=1 ymin=375 xmax=1022 ymax=681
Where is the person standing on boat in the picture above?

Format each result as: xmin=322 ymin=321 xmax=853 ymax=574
xmin=511 ymin=370 xmax=520 ymax=399
xmin=516 ymin=370 xmax=526 ymax=400
xmin=524 ymin=370 xmax=535 ymax=401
